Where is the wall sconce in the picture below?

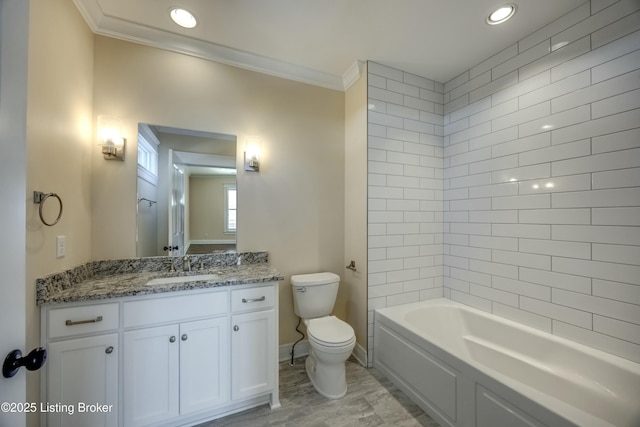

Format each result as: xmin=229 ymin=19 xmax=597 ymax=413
xmin=244 ymin=139 xmax=261 ymax=172
xmin=98 ymin=115 xmax=125 ymax=160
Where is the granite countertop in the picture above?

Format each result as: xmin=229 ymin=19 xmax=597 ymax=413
xmin=36 ymin=252 xmax=284 ymax=305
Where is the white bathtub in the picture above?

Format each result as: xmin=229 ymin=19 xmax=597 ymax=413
xmin=374 ymin=298 xmax=640 ymax=427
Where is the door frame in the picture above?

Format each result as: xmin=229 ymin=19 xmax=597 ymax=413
xmin=0 ymin=0 xmax=29 ymax=425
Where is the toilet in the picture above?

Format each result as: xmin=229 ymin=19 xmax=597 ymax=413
xmin=291 ymin=272 xmax=356 ymax=399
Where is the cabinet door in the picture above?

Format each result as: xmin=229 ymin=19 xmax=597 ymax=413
xmin=231 ymin=309 xmax=276 ymax=400
xmin=180 ymin=317 xmax=230 ymax=415
xmin=47 ymin=333 xmax=118 ymax=427
xmin=123 ymin=325 xmax=179 ymax=427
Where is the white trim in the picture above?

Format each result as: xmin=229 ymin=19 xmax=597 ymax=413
xmin=137 ymin=164 xmax=157 ymax=185
xmin=174 ymin=151 xmax=235 ymax=169
xmin=278 ymin=341 xmax=368 ymax=368
xmin=138 ymin=123 xmax=161 ymax=148
xmin=224 ymin=183 xmax=237 ymax=234
xmin=351 ymin=343 xmax=368 ymax=367
xmin=342 ymin=60 xmax=364 ymax=91
xmin=0 ymin=0 xmax=29 ymax=412
xmin=279 ymin=340 xmax=310 ymax=363
xmin=189 ymin=239 xmax=236 ymax=245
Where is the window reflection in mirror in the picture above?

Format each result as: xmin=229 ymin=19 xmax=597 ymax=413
xmin=136 ymin=124 xmax=237 ymax=257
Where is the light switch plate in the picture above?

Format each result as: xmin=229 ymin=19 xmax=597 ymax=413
xmin=56 ymin=235 xmax=66 ymax=258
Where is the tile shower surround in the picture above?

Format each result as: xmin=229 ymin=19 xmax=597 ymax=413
xmin=368 ymin=0 xmax=640 ymax=365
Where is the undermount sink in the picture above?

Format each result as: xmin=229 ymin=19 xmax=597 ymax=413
xmin=145 ymin=273 xmax=220 ymax=286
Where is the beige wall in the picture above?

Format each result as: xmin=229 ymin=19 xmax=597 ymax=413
xmin=25 ymin=0 xmax=95 ymax=421
xmin=91 ymin=36 xmax=346 ymax=345
xmin=344 ymin=64 xmax=369 ymax=358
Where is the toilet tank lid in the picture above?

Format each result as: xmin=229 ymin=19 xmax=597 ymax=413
xmin=291 ymin=272 xmax=340 ymax=286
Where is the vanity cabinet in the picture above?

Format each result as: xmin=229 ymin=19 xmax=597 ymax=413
xmin=230 ymin=286 xmax=277 ymax=400
xmin=41 ymin=282 xmax=279 ymax=427
xmin=43 ymin=304 xmax=119 ymax=427
xmin=123 ymin=317 xmax=229 ymax=426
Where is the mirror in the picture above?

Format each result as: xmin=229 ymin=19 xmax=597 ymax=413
xmin=136 ymin=124 xmax=237 ymax=257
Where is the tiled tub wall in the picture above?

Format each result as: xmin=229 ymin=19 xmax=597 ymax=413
xmin=442 ymin=0 xmax=640 ymax=363
xmin=367 ymin=62 xmax=445 ymax=365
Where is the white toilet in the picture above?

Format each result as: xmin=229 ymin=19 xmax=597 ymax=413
xmin=291 ymin=272 xmax=356 ymax=399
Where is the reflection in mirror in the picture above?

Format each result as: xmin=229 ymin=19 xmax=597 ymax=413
xmin=136 ymin=124 xmax=237 ymax=257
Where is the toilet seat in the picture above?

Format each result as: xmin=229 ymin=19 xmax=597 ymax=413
xmin=307 ymin=316 xmax=355 ymax=347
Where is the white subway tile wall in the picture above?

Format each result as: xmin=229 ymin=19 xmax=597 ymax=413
xmin=367 ymin=0 xmax=640 ymax=366
xmin=367 ymin=62 xmax=445 ymax=364
xmin=442 ymin=0 xmax=640 ymax=363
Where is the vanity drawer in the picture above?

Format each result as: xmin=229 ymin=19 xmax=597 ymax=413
xmin=123 ymin=290 xmax=228 ymax=328
xmin=48 ymin=303 xmax=119 ymax=339
xmin=231 ymin=285 xmax=275 ymax=312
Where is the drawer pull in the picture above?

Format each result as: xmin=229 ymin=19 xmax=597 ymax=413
xmin=242 ymin=296 xmax=266 ymax=303
xmin=65 ymin=316 xmax=103 ymax=326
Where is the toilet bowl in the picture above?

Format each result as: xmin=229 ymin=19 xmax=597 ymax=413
xmin=304 ymin=316 xmax=356 ymax=399
xmin=290 ymin=272 xmax=356 ymax=399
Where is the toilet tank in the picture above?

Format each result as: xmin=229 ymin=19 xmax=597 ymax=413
xmin=291 ymin=272 xmax=340 ymax=319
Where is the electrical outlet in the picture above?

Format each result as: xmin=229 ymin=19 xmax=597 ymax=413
xmin=56 ymin=236 xmax=66 ymax=258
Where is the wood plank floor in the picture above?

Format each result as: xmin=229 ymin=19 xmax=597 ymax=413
xmin=198 ymin=357 xmax=440 ymax=427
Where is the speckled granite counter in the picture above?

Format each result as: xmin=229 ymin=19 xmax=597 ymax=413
xmin=37 ymin=252 xmax=284 ymax=305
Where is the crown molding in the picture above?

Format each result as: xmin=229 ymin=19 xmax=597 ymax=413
xmin=342 ymin=60 xmax=365 ymax=91
xmin=73 ymin=0 xmax=355 ymax=91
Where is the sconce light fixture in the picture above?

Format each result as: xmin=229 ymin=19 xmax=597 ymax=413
xmin=98 ymin=115 xmax=125 ymax=160
xmin=244 ymin=139 xmax=261 ymax=172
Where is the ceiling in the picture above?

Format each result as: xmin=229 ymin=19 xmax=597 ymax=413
xmin=73 ymin=0 xmax=588 ymax=91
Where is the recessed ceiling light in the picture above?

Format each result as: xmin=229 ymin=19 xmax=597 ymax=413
xmin=487 ymin=4 xmax=517 ymax=25
xmin=169 ymin=7 xmax=197 ymax=29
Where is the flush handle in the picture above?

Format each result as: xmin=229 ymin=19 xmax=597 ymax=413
xmin=296 ymin=287 xmax=306 ymax=293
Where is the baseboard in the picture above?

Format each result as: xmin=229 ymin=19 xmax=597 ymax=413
xmin=279 ymin=341 xmax=368 ymax=368
xmin=351 ymin=343 xmax=367 ymax=367
xmin=189 ymin=239 xmax=236 ymax=245
xmin=279 ymin=340 xmax=310 ymax=362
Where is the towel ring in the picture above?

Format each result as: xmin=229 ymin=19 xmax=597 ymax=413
xmin=33 ymin=191 xmax=63 ymax=227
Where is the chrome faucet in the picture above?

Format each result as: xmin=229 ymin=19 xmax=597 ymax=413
xmin=182 ymin=255 xmax=191 ymax=272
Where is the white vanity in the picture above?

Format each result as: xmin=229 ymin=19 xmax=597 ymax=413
xmin=38 ymin=255 xmax=281 ymax=427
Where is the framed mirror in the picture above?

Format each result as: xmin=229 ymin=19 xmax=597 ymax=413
xmin=136 ymin=124 xmax=237 ymax=257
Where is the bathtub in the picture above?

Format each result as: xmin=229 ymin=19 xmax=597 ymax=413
xmin=374 ymin=298 xmax=640 ymax=427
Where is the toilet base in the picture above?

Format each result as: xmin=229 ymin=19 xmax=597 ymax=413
xmin=305 ymin=350 xmax=348 ymax=399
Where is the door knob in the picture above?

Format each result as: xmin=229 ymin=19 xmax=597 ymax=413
xmin=3 ymin=347 xmax=47 ymax=378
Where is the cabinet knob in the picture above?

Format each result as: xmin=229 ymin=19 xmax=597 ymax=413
xmin=233 ymin=325 xmax=239 ymax=332
xmin=169 ymin=336 xmax=176 ymax=343
xmin=181 ymin=334 xmax=188 ymax=341
xmin=105 ymin=346 xmax=114 ymax=354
